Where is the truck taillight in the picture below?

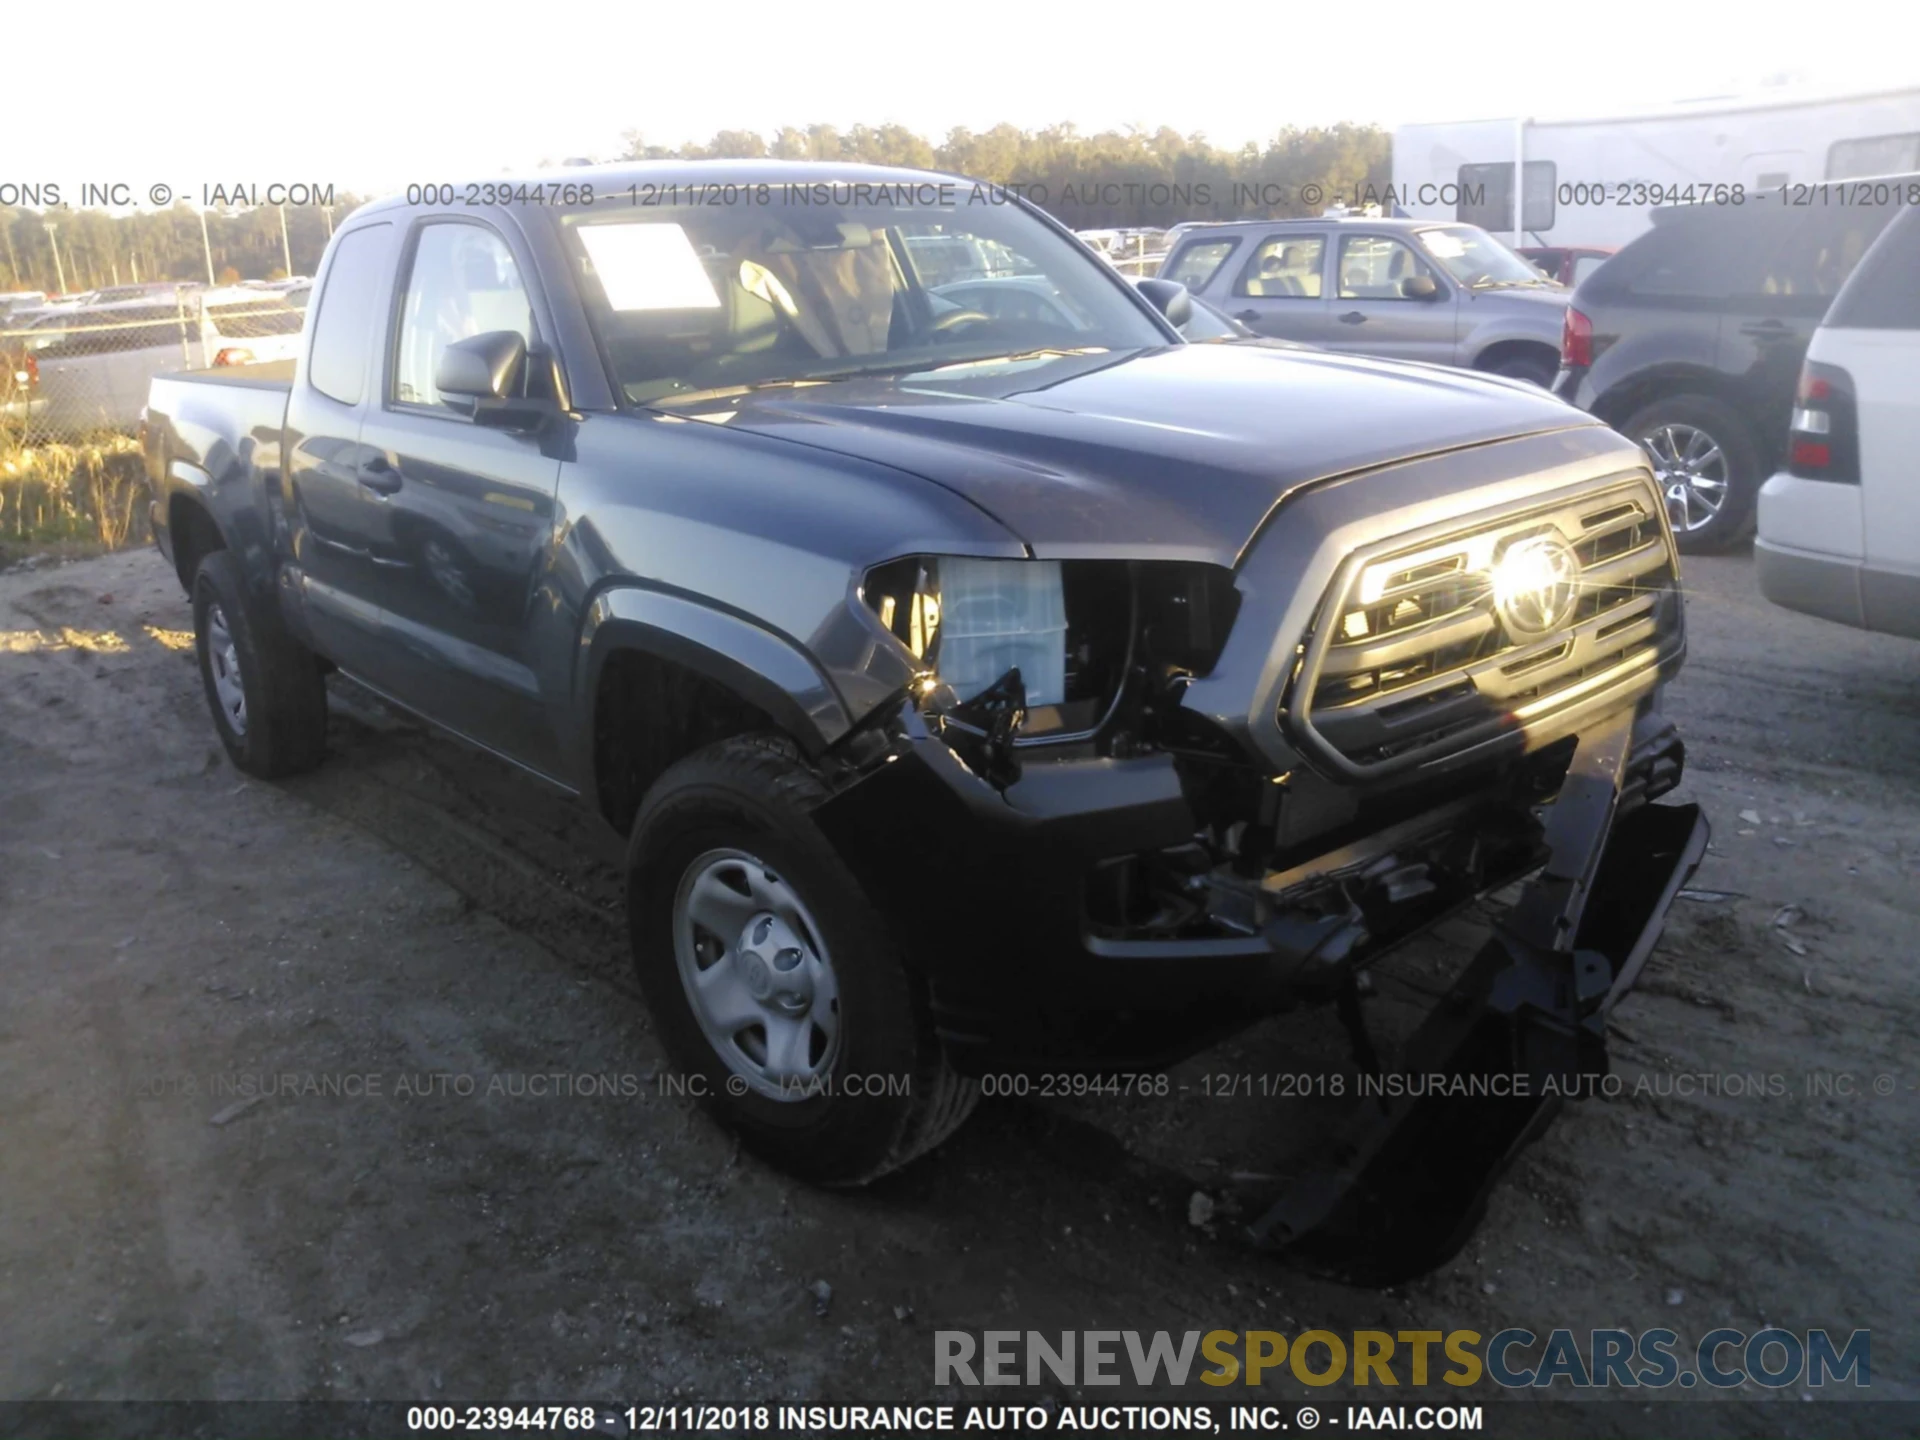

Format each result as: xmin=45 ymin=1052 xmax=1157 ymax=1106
xmin=213 ymin=347 xmax=254 ymax=367
xmin=1561 ymin=307 xmax=1593 ymax=369
xmin=1788 ymin=361 xmax=1859 ymax=483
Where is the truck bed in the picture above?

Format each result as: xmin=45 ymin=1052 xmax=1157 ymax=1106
xmin=143 ymin=367 xmax=295 ymax=580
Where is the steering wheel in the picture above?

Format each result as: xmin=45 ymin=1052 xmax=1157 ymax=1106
xmin=930 ymin=307 xmax=992 ymax=336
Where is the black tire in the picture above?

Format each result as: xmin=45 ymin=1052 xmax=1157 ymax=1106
xmin=1620 ymin=394 xmax=1762 ymax=554
xmin=191 ymin=550 xmax=329 ymax=779
xmin=1485 ymin=352 xmax=1557 ymax=388
xmin=627 ymin=735 xmax=976 ymax=1184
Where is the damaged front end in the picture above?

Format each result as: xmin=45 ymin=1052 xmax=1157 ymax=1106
xmin=814 ymin=469 xmax=1707 ymax=1282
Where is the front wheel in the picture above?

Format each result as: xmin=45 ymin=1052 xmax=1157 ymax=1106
xmin=1622 ymin=395 xmax=1761 ymax=553
xmin=627 ymin=736 xmax=977 ymax=1184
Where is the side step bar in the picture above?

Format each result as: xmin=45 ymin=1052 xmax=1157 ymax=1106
xmin=1247 ymin=711 xmax=1710 ymax=1286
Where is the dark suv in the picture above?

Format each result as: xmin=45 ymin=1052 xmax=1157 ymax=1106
xmin=1556 ymin=186 xmax=1911 ymax=551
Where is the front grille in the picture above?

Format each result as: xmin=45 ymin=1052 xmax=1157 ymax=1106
xmin=1284 ymin=474 xmax=1681 ymax=774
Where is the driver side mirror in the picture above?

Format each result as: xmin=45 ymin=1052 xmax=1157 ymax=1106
xmin=1401 ymin=275 xmax=1441 ymax=301
xmin=1134 ymin=278 xmax=1193 ymax=328
xmin=435 ymin=330 xmax=560 ymax=431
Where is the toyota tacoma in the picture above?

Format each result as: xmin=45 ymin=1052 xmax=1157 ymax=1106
xmin=143 ymin=163 xmax=1706 ymax=1280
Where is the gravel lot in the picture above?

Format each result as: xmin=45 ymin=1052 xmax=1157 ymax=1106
xmin=2 ymin=544 xmax=1915 ymax=1431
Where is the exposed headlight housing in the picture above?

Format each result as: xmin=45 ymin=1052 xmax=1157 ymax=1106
xmin=863 ymin=556 xmax=1067 ymax=706
xmin=864 ymin=555 xmax=1242 ymax=748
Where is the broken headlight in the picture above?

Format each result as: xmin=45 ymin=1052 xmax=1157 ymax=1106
xmin=863 ymin=556 xmax=1241 ymax=744
xmin=864 ymin=555 xmax=1068 ymax=706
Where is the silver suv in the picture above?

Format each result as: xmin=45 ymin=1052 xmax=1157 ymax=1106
xmin=1163 ymin=217 xmax=1569 ymax=386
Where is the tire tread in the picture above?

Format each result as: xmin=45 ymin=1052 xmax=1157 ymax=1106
xmin=629 ymin=734 xmax=976 ymax=1185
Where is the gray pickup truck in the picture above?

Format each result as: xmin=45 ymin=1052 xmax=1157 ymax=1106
xmin=143 ymin=162 xmax=1705 ymax=1281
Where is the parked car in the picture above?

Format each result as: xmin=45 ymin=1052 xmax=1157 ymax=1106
xmin=29 ymin=287 xmax=306 ymax=435
xmin=1519 ymin=245 xmax=1614 ymax=288
xmin=142 ymin=162 xmax=1704 ymax=1279
xmin=1126 ymin=279 xmax=1304 ymax=346
xmin=0 ymin=290 xmax=48 ymax=324
xmin=931 ymin=275 xmax=1084 ymax=330
xmin=1756 ymin=204 xmax=1920 ymax=637
xmin=1107 ymin=251 xmax=1165 ymax=279
xmin=1176 ymin=291 xmax=1265 ymax=343
xmin=1163 ymin=217 xmax=1568 ymax=386
xmin=1 ymin=308 xmax=80 ymax=430
xmin=1555 ymin=183 xmax=1910 ymax=551
xmin=89 ymin=282 xmax=203 ymax=304
xmin=901 ymin=234 xmax=1028 ymax=288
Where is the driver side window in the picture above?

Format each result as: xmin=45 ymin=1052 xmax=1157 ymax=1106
xmin=394 ymin=223 xmax=534 ymax=412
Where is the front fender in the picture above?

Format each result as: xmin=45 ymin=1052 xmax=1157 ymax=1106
xmin=571 ymin=584 xmax=853 ymax=784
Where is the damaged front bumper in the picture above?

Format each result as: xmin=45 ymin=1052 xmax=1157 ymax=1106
xmin=1244 ymin=706 xmax=1708 ymax=1283
xmin=814 ymin=691 xmax=1705 ymax=1282
xmin=814 ymin=691 xmax=1696 ymax=1063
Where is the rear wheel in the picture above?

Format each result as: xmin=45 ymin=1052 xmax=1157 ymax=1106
xmin=1622 ymin=395 xmax=1761 ymax=553
xmin=192 ymin=551 xmax=328 ymax=778
xmin=627 ymin=736 xmax=976 ymax=1184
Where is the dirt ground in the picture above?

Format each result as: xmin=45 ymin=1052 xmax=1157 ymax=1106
xmin=2 ymin=545 xmax=1916 ymax=1432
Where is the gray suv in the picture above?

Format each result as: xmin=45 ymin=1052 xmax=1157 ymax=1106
xmin=1164 ymin=217 xmax=1569 ymax=386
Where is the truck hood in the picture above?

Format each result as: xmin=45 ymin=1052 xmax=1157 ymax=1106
xmin=692 ymin=343 xmax=1599 ymax=567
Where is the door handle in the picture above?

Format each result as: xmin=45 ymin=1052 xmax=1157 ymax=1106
xmin=357 ymin=456 xmax=402 ymax=495
xmin=1235 ymin=309 xmax=1262 ymax=322
xmin=1738 ymin=319 xmax=1791 ymax=338
xmin=1339 ymin=310 xmax=1368 ymax=325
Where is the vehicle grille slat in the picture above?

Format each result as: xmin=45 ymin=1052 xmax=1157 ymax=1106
xmin=1319 ymin=607 xmax=1498 ymax=677
xmin=1577 ymin=537 xmax=1669 ymax=590
xmin=1286 ymin=475 xmax=1683 ymax=773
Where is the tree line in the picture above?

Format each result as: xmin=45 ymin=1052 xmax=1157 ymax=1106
xmin=620 ymin=121 xmax=1391 ymax=229
xmin=2 ymin=121 xmax=1390 ymax=295
xmin=1 ymin=201 xmax=357 ymax=296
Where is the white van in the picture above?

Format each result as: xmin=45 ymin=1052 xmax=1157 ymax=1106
xmin=26 ymin=287 xmax=306 ymax=437
xmin=1757 ymin=204 xmax=1920 ymax=638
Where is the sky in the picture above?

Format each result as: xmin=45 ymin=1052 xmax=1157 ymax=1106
xmin=11 ymin=0 xmax=1916 ymax=201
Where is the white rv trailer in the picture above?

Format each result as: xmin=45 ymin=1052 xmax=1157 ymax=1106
xmin=1391 ymin=86 xmax=1920 ymax=251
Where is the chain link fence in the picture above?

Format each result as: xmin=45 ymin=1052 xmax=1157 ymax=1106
xmin=1 ymin=284 xmax=305 ymax=559
xmin=3 ymin=283 xmax=306 ymax=446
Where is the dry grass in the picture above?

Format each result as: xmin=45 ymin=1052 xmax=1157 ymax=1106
xmin=0 ymin=432 xmax=150 ymax=566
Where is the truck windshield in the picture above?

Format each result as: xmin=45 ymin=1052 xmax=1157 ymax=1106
xmin=1417 ymin=225 xmax=1556 ymax=288
xmin=560 ymin=193 xmax=1173 ymax=405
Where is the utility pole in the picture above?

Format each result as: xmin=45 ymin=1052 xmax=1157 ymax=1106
xmin=199 ymin=208 xmax=216 ymax=285
xmin=46 ymin=221 xmax=67 ymax=294
xmin=278 ymin=203 xmax=293 ymax=277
